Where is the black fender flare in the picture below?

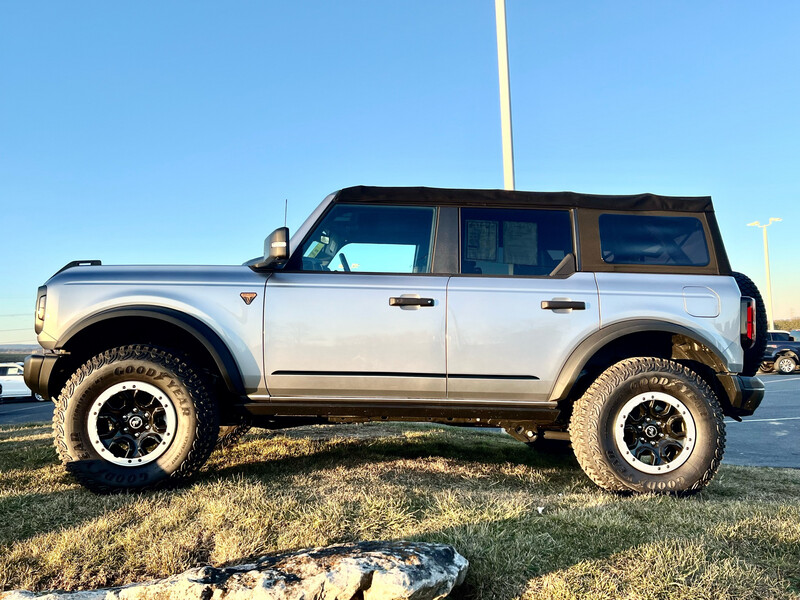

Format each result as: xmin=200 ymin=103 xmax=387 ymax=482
xmin=549 ymin=319 xmax=730 ymax=402
xmin=776 ymin=348 xmax=800 ymax=361
xmin=58 ymin=306 xmax=246 ymax=395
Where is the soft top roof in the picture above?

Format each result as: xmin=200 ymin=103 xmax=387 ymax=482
xmin=335 ymin=185 xmax=714 ymax=213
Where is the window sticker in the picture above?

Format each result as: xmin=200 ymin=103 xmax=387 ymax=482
xmin=502 ymin=221 xmax=538 ymax=265
xmin=466 ymin=220 xmax=498 ymax=261
xmin=305 ymin=242 xmax=326 ymax=259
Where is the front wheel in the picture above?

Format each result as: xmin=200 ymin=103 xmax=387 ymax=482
xmin=54 ymin=345 xmax=219 ymax=493
xmin=570 ymin=357 xmax=725 ymax=495
xmin=776 ymin=355 xmax=797 ymax=374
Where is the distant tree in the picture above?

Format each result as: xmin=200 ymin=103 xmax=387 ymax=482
xmin=774 ymin=317 xmax=800 ymax=331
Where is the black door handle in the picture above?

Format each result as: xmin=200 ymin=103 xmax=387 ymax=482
xmin=541 ymin=300 xmax=586 ymax=310
xmin=389 ymin=297 xmax=435 ymax=307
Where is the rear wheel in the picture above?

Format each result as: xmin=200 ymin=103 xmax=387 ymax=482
xmin=54 ymin=345 xmax=219 ymax=493
xmin=570 ymin=357 xmax=725 ymax=494
xmin=776 ymin=355 xmax=797 ymax=375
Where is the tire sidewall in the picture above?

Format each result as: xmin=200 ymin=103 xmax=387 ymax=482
xmin=593 ymin=370 xmax=722 ymax=494
xmin=60 ymin=354 xmax=203 ymax=490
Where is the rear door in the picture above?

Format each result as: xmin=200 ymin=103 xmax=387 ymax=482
xmin=447 ymin=207 xmax=600 ymax=401
xmin=264 ymin=203 xmax=448 ymax=400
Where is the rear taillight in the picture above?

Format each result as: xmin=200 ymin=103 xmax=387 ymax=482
xmin=740 ymin=296 xmax=756 ymax=349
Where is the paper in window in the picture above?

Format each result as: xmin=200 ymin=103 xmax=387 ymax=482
xmin=465 ymin=220 xmax=498 ymax=261
xmin=503 ymin=221 xmax=538 ymax=265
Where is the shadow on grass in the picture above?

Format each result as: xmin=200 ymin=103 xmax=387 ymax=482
xmin=204 ymin=427 xmax=581 ymax=489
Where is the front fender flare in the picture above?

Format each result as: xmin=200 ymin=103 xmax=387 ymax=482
xmin=58 ymin=306 xmax=246 ymax=395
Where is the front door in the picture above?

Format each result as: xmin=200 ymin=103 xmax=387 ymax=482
xmin=264 ymin=203 xmax=447 ymax=400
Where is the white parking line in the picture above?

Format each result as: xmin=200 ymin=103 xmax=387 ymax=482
xmin=0 ymin=405 xmax=50 ymax=416
xmin=726 ymin=416 xmax=800 ymax=424
xmin=762 ymin=376 xmax=800 ymax=384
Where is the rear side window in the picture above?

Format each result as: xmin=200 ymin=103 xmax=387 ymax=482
xmin=599 ymin=214 xmax=710 ymax=266
xmin=460 ymin=208 xmax=572 ymax=276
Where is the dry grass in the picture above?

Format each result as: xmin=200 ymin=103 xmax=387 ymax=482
xmin=0 ymin=421 xmax=799 ymax=599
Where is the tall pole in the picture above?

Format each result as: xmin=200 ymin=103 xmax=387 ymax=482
xmin=495 ymin=0 xmax=515 ymax=190
xmin=748 ymin=218 xmax=781 ymax=330
xmin=762 ymin=226 xmax=776 ymax=330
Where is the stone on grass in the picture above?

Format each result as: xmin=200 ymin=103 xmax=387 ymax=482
xmin=2 ymin=540 xmax=468 ymax=600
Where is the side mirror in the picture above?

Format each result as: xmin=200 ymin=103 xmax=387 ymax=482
xmin=249 ymin=227 xmax=289 ymax=271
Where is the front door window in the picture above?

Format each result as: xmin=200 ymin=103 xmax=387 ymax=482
xmin=297 ymin=204 xmax=436 ymax=274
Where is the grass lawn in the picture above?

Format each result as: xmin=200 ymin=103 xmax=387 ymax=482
xmin=1 ymin=421 xmax=799 ymax=599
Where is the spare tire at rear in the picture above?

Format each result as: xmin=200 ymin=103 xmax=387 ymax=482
xmin=732 ymin=271 xmax=768 ymax=377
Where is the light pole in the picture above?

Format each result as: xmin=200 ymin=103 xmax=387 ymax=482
xmin=747 ymin=218 xmax=781 ymax=330
xmin=494 ymin=0 xmax=515 ymax=190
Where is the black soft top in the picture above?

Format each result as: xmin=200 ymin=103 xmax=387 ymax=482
xmin=335 ymin=185 xmax=714 ymax=213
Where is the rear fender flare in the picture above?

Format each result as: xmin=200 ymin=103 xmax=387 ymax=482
xmin=550 ymin=319 xmax=729 ymax=402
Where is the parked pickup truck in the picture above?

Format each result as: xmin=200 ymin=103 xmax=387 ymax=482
xmin=24 ymin=185 xmax=767 ymax=494
xmin=761 ymin=330 xmax=800 ymax=374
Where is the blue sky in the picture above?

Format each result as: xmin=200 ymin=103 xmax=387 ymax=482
xmin=1 ymin=1 xmax=799 ymax=344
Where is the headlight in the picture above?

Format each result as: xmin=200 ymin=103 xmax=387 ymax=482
xmin=35 ymin=286 xmax=47 ymax=334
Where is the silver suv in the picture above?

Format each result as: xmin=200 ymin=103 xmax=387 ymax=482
xmin=24 ymin=186 xmax=767 ymax=494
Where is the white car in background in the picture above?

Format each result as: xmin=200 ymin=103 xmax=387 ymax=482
xmin=0 ymin=362 xmax=44 ymax=401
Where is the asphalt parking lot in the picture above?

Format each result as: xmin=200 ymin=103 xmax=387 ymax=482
xmin=724 ymin=373 xmax=800 ymax=468
xmin=1 ymin=374 xmax=798 ymax=468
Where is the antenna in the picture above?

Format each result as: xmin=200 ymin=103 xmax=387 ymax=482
xmin=284 ymin=199 xmax=288 ymax=227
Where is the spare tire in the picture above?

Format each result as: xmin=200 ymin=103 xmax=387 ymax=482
xmin=732 ymin=271 xmax=768 ymax=377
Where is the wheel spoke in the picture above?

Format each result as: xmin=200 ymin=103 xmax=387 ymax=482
xmin=96 ymin=414 xmax=121 ymax=439
xmin=133 ymin=388 xmax=158 ymax=411
xmin=107 ymin=435 xmax=136 ymax=459
xmin=664 ymin=415 xmax=686 ymax=439
xmin=657 ymin=438 xmax=683 ymax=463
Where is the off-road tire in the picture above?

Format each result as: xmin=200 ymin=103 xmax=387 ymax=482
xmin=216 ymin=423 xmax=252 ymax=450
xmin=570 ymin=357 xmax=725 ymax=495
xmin=53 ymin=345 xmax=219 ymax=493
xmin=732 ymin=271 xmax=768 ymax=377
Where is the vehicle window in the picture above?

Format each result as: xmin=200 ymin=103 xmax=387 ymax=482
xmin=298 ymin=204 xmax=436 ymax=273
xmin=459 ymin=207 xmax=572 ymax=276
xmin=771 ymin=332 xmax=791 ymax=341
xmin=599 ymin=214 xmax=709 ymax=266
xmin=0 ymin=367 xmax=8 ymax=376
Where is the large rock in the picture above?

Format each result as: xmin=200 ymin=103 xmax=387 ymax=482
xmin=3 ymin=541 xmax=468 ymax=600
